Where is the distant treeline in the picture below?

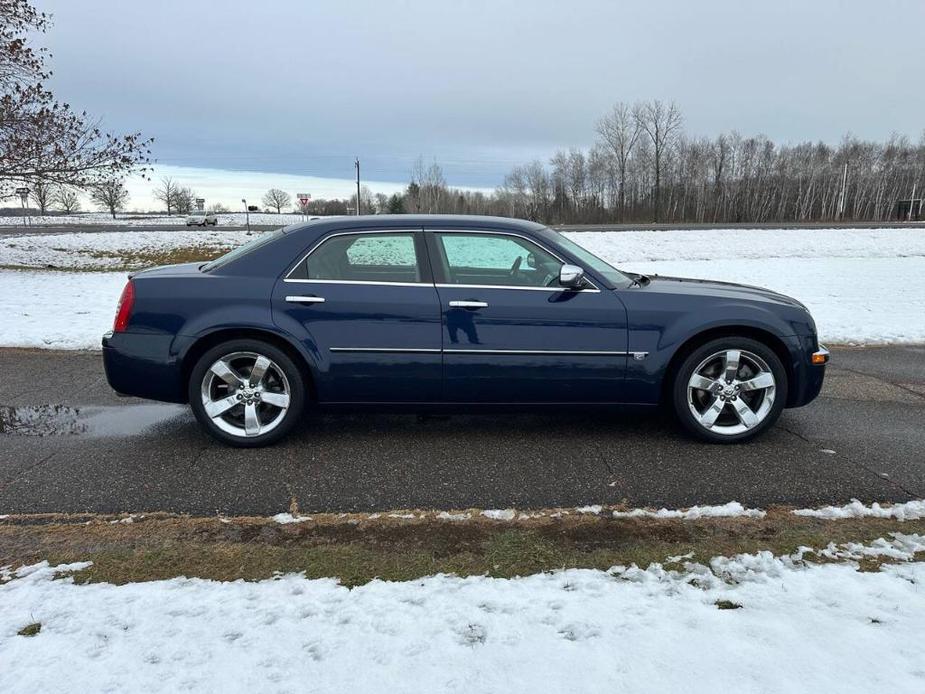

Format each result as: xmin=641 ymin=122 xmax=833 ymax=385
xmin=305 ymin=101 xmax=925 ymax=225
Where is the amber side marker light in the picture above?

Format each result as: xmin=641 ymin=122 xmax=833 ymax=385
xmin=811 ymin=347 xmax=830 ymax=365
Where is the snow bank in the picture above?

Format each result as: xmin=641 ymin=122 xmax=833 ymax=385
xmin=2 ymin=536 xmax=924 ymax=693
xmin=793 ymin=498 xmax=925 ymax=521
xmin=612 ymin=501 xmax=766 ymax=519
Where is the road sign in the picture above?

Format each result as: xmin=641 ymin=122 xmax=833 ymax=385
xmin=297 ymin=193 xmax=311 ymax=206
xmin=15 ymin=187 xmax=29 ymax=196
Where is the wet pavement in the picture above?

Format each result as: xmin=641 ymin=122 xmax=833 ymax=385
xmin=0 ymin=345 xmax=923 ymax=516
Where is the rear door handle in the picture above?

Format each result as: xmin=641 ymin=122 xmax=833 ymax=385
xmin=448 ymin=300 xmax=488 ymax=309
xmin=286 ymin=295 xmax=325 ymax=304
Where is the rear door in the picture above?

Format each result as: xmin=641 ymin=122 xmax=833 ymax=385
xmin=273 ymin=229 xmax=442 ymax=403
xmin=427 ymin=229 xmax=630 ymax=403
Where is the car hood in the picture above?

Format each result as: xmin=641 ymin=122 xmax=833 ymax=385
xmin=638 ymin=274 xmax=807 ymax=310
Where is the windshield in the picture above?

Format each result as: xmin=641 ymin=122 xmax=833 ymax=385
xmin=201 ymin=229 xmax=283 ymax=272
xmin=542 ymin=228 xmax=634 ymax=288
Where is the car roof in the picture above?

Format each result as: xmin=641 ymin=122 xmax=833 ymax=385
xmin=281 ymin=214 xmax=546 ymax=235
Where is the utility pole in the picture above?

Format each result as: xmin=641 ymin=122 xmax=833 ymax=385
xmin=355 ymin=158 xmax=361 ymax=215
xmin=242 ymin=198 xmax=251 ymax=233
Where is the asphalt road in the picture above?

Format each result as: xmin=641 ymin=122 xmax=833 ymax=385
xmin=0 ymin=346 xmax=923 ymax=516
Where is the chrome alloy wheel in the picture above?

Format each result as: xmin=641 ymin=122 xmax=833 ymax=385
xmin=200 ymin=351 xmax=291 ymax=438
xmin=686 ymin=349 xmax=776 ymax=436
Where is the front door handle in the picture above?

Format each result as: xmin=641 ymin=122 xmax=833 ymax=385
xmin=286 ymin=295 xmax=325 ymax=304
xmin=448 ymin=300 xmax=488 ymax=309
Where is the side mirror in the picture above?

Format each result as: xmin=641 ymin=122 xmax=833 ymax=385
xmin=559 ymin=264 xmax=585 ymax=288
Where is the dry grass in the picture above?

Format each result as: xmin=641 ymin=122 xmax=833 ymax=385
xmin=0 ymin=244 xmax=233 ymax=272
xmin=17 ymin=622 xmax=41 ymax=637
xmin=1 ymin=509 xmax=923 ymax=586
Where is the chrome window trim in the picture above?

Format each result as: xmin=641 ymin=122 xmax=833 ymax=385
xmin=435 ymin=283 xmax=599 ymax=293
xmin=425 ymin=228 xmax=601 ymax=292
xmin=283 ymin=228 xmax=425 ymax=284
xmin=285 ymin=278 xmax=431 ymax=287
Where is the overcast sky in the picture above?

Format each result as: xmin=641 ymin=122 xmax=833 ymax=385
xmin=38 ymin=0 xmax=925 ymax=206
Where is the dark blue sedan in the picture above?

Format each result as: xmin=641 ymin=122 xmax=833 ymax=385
xmin=102 ymin=215 xmax=828 ymax=447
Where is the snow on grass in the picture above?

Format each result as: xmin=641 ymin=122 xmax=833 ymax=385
xmin=566 ymin=228 xmax=925 ymax=344
xmin=0 ymin=230 xmax=255 ymax=270
xmin=270 ymin=513 xmax=312 ymax=524
xmin=0 ymin=271 xmax=125 ymax=349
xmin=2 ymin=537 xmax=925 ymax=693
xmin=566 ymin=227 xmax=925 ymax=263
xmin=481 ymin=509 xmax=517 ymax=521
xmin=0 ymin=212 xmax=312 ymax=227
xmin=793 ymin=498 xmax=925 ymax=521
xmin=1 ymin=227 xmax=924 ymax=349
xmin=612 ymin=501 xmax=766 ymax=520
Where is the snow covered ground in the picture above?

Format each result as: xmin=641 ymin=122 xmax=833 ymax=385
xmin=572 ymin=227 xmax=925 ymax=344
xmin=2 ymin=534 xmax=924 ymax=693
xmin=0 ymin=229 xmax=252 ymax=270
xmin=0 ymin=211 xmax=313 ymax=227
xmin=0 ymin=227 xmax=922 ymax=348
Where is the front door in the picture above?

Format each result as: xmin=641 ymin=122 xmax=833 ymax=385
xmin=427 ymin=230 xmax=629 ymax=404
xmin=273 ymin=229 xmax=442 ymax=403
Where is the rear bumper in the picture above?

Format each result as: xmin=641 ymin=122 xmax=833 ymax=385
xmin=786 ymin=337 xmax=827 ymax=408
xmin=101 ymin=331 xmax=187 ymax=403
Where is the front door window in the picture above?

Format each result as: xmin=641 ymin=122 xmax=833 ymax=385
xmin=434 ymin=233 xmax=563 ymax=288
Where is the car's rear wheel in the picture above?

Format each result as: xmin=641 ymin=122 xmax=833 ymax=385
xmin=188 ymin=340 xmax=305 ymax=447
xmin=672 ymin=337 xmax=787 ymax=443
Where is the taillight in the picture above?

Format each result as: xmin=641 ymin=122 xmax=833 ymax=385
xmin=113 ymin=280 xmax=135 ymax=332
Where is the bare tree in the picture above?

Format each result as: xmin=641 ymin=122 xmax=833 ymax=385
xmin=208 ymin=202 xmax=228 ymax=214
xmin=90 ymin=179 xmax=128 ymax=219
xmin=174 ymin=186 xmax=195 ymax=215
xmin=635 ymin=100 xmax=683 ymax=222
xmin=596 ymin=102 xmax=641 ymax=221
xmin=0 ymin=1 xmax=151 ymax=198
xmin=53 ymin=185 xmax=80 ymax=213
xmin=262 ymin=188 xmax=291 ymax=214
xmin=29 ymin=178 xmax=51 ymax=213
xmin=348 ymin=185 xmax=374 ymax=215
xmin=154 ymin=177 xmax=179 ymax=215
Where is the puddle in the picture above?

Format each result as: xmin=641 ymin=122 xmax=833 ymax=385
xmin=0 ymin=403 xmax=189 ymax=437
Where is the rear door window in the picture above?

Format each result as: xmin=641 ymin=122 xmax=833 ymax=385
xmin=302 ymin=233 xmax=421 ymax=283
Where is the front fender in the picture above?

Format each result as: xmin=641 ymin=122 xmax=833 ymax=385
xmin=620 ymin=292 xmax=809 ymax=404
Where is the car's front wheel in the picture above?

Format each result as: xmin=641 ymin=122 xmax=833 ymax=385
xmin=672 ymin=337 xmax=787 ymax=443
xmin=188 ymin=340 xmax=305 ymax=447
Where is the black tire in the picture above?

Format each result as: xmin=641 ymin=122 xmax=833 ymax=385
xmin=188 ymin=339 xmax=306 ymax=447
xmin=671 ymin=336 xmax=787 ymax=444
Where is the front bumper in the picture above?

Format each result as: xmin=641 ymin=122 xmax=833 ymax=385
xmin=786 ymin=338 xmax=827 ymax=408
xmin=102 ymin=331 xmax=187 ymax=403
